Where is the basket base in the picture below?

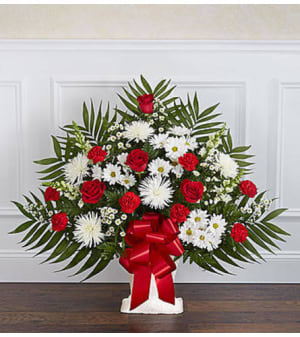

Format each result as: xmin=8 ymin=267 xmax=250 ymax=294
xmin=120 ymin=295 xmax=183 ymax=314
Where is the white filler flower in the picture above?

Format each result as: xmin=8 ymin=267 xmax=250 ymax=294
xmin=217 ymin=153 xmax=238 ymax=178
xmin=123 ymin=121 xmax=154 ymax=143
xmin=74 ymin=212 xmax=105 ymax=248
xmin=148 ymin=158 xmax=172 ymax=177
xmin=64 ymin=153 xmax=89 ymax=184
xmin=139 ymin=176 xmax=174 ymax=209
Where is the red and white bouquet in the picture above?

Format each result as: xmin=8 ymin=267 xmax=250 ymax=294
xmin=12 ymin=76 xmax=289 ymax=310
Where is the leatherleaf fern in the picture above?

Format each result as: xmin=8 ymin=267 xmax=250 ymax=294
xmin=11 ymin=75 xmax=289 ymax=279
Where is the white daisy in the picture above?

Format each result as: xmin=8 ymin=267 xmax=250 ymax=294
xmin=119 ymin=173 xmax=136 ymax=189
xmin=74 ymin=212 xmax=105 ymax=248
xmin=209 ymin=214 xmax=227 ymax=235
xmin=92 ymin=164 xmax=102 ymax=180
xmin=164 ymin=137 xmax=187 ymax=160
xmin=184 ymin=136 xmax=198 ymax=151
xmin=64 ymin=153 xmax=89 ymax=185
xmin=149 ymin=134 xmax=169 ymax=149
xmin=102 ymin=164 xmax=122 ymax=185
xmin=139 ymin=176 xmax=174 ymax=210
xmin=123 ymin=121 xmax=154 ymax=143
xmin=188 ymin=209 xmax=209 ymax=230
xmin=217 ymin=153 xmax=238 ymax=178
xmin=170 ymin=162 xmax=184 ymax=178
xmin=179 ymin=221 xmax=197 ymax=244
xmin=148 ymin=158 xmax=172 ymax=177
xmin=168 ymin=126 xmax=191 ymax=137
xmin=192 ymin=229 xmax=215 ymax=251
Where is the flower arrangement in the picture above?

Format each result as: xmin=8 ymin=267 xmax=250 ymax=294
xmin=11 ymin=76 xmax=289 ymax=309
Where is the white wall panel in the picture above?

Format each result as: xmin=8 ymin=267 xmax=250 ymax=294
xmin=0 ymin=40 xmax=299 ymax=282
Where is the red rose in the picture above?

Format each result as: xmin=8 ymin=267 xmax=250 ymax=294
xmin=178 ymin=153 xmax=199 ymax=171
xmin=87 ymin=146 xmax=107 ymax=164
xmin=239 ymin=180 xmax=257 ymax=198
xmin=170 ymin=203 xmax=190 ymax=223
xmin=81 ymin=179 xmax=106 ymax=204
xmin=51 ymin=212 xmax=68 ymax=232
xmin=137 ymin=94 xmax=154 ymax=114
xmin=119 ymin=192 xmax=141 ymax=214
xmin=44 ymin=186 xmax=60 ymax=202
xmin=231 ymin=223 xmax=248 ymax=243
xmin=126 ymin=149 xmax=149 ymax=172
xmin=180 ymin=179 xmax=204 ymax=203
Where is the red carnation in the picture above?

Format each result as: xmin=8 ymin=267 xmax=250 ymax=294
xmin=51 ymin=212 xmax=68 ymax=232
xmin=170 ymin=203 xmax=190 ymax=223
xmin=81 ymin=179 xmax=106 ymax=204
xmin=119 ymin=192 xmax=141 ymax=214
xmin=239 ymin=180 xmax=257 ymax=198
xmin=231 ymin=223 xmax=248 ymax=243
xmin=180 ymin=179 xmax=204 ymax=203
xmin=126 ymin=149 xmax=149 ymax=172
xmin=137 ymin=94 xmax=154 ymax=114
xmin=44 ymin=186 xmax=60 ymax=202
xmin=87 ymin=146 xmax=107 ymax=164
xmin=178 ymin=153 xmax=199 ymax=171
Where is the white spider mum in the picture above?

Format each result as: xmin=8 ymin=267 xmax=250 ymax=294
xmin=92 ymin=165 xmax=102 ymax=180
xmin=119 ymin=173 xmax=136 ymax=189
xmin=188 ymin=209 xmax=209 ymax=230
xmin=74 ymin=212 xmax=105 ymax=248
xmin=64 ymin=153 xmax=89 ymax=185
xmin=164 ymin=137 xmax=187 ymax=160
xmin=139 ymin=176 xmax=174 ymax=209
xmin=148 ymin=158 xmax=172 ymax=177
xmin=123 ymin=121 xmax=154 ymax=143
xmin=102 ymin=164 xmax=122 ymax=185
xmin=149 ymin=134 xmax=169 ymax=149
xmin=179 ymin=221 xmax=197 ymax=244
xmin=209 ymin=214 xmax=227 ymax=235
xmin=168 ymin=126 xmax=191 ymax=137
xmin=217 ymin=153 xmax=238 ymax=178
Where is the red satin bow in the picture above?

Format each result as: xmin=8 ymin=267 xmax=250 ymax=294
xmin=119 ymin=212 xmax=184 ymax=310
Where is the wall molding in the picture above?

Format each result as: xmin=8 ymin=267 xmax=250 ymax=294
xmin=1 ymin=40 xmax=300 ymax=52
xmin=0 ymin=81 xmax=23 ymax=217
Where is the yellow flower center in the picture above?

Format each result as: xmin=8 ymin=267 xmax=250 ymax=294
xmin=124 ymin=179 xmax=130 ymax=184
xmin=200 ymin=235 xmax=205 ymax=240
xmin=172 ymin=146 xmax=178 ymax=152
xmin=195 ymin=216 xmax=201 ymax=222
xmin=171 ymin=161 xmax=178 ymax=167
xmin=111 ymin=172 xmax=116 ymax=177
xmin=186 ymin=229 xmax=192 ymax=235
xmin=213 ymin=223 xmax=219 ymax=229
xmin=158 ymin=167 xmax=164 ymax=173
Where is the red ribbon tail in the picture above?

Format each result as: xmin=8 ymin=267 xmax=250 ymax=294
xmin=155 ymin=272 xmax=175 ymax=305
xmin=130 ymin=265 xmax=151 ymax=310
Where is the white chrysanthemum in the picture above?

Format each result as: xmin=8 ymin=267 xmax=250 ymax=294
xmin=123 ymin=121 xmax=154 ymax=143
xmin=64 ymin=153 xmax=89 ymax=184
xmin=217 ymin=153 xmax=238 ymax=178
xmin=119 ymin=173 xmax=136 ymax=189
xmin=139 ymin=176 xmax=174 ymax=209
xmin=179 ymin=221 xmax=197 ymax=244
xmin=168 ymin=126 xmax=191 ymax=137
xmin=102 ymin=164 xmax=122 ymax=185
xmin=192 ymin=229 xmax=215 ymax=251
xmin=164 ymin=137 xmax=187 ymax=160
xmin=184 ymin=136 xmax=198 ymax=151
xmin=149 ymin=134 xmax=169 ymax=149
xmin=92 ymin=164 xmax=102 ymax=180
xmin=170 ymin=162 xmax=184 ymax=178
xmin=74 ymin=212 xmax=105 ymax=248
xmin=188 ymin=209 xmax=209 ymax=230
xmin=148 ymin=158 xmax=172 ymax=177
xmin=209 ymin=214 xmax=227 ymax=235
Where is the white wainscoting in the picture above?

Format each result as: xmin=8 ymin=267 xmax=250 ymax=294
xmin=0 ymin=40 xmax=299 ymax=282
